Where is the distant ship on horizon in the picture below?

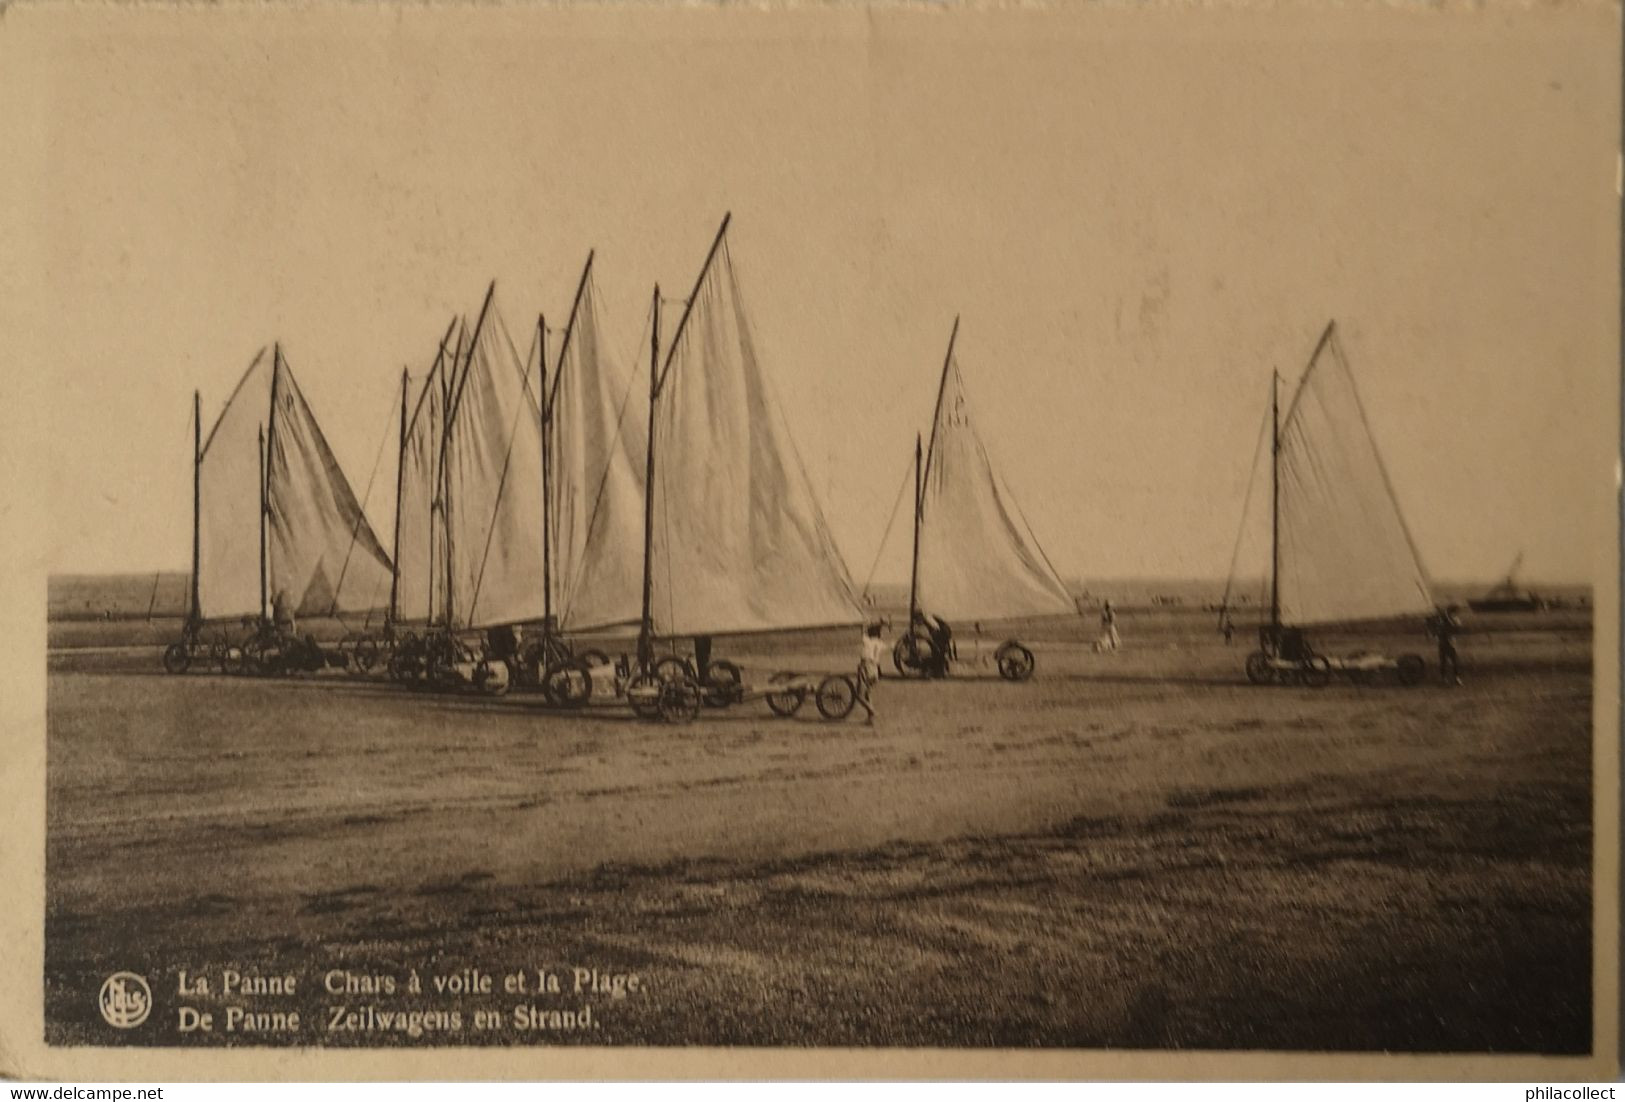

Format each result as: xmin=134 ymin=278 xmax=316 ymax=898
xmin=1467 ymin=552 xmax=1551 ymax=614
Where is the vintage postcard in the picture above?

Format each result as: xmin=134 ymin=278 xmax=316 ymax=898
xmin=0 ymin=0 xmax=1618 ymax=1082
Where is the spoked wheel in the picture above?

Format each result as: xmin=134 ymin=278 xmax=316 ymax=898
xmin=354 ymin=637 xmax=382 ymax=673
xmin=816 ymin=675 xmax=857 ymax=721
xmin=995 ymin=641 xmax=1035 ymax=682
xmin=544 ymin=661 xmax=593 ymax=709
xmin=658 ymin=677 xmax=702 ymax=724
xmin=388 ymin=649 xmax=421 ymax=684
xmin=1396 ymin=654 xmax=1426 ymax=687
xmin=162 ymin=642 xmax=191 ymax=675
xmin=765 ymin=672 xmax=807 ymax=717
xmin=1244 ymin=651 xmax=1273 ymax=685
xmin=703 ymin=660 xmax=743 ymax=708
xmin=241 ymin=638 xmax=275 ymax=677
xmin=474 ymin=658 xmax=511 ymax=696
xmin=294 ymin=639 xmax=327 ymax=673
xmin=1301 ymin=656 xmax=1332 ymax=689
xmin=892 ymin=633 xmax=936 ymax=679
xmin=629 ymin=673 xmax=663 ymax=720
xmin=655 ymin=656 xmax=693 ymax=684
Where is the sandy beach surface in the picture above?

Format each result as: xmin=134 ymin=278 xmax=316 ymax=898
xmin=44 ymin=606 xmax=1592 ymax=1050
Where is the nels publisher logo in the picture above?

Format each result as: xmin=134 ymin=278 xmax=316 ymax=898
xmin=98 ymin=971 xmax=152 ymax=1029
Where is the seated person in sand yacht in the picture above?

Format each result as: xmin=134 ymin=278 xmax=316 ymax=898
xmin=1260 ymin=625 xmax=1313 ymax=663
xmin=912 ymin=611 xmax=955 ymax=678
xmin=271 ymin=588 xmax=296 ymax=638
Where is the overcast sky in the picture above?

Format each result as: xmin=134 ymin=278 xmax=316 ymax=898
xmin=7 ymin=3 xmax=1618 ymax=585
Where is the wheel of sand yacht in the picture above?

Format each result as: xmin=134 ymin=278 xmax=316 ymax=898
xmin=892 ymin=633 xmax=935 ymax=678
xmin=241 ymin=636 xmax=274 ymax=676
xmin=544 ymin=661 xmax=592 ymax=709
xmin=628 ymin=673 xmax=663 ymax=720
xmin=162 ymin=642 xmax=191 ymax=675
xmin=1396 ymin=654 xmax=1426 ymax=687
xmin=765 ymin=672 xmax=807 ymax=717
xmin=354 ymin=636 xmax=381 ymax=673
xmin=702 ymin=660 xmax=743 ymax=708
xmin=655 ymin=656 xmax=694 ymax=684
xmin=388 ymin=634 xmax=421 ymax=684
xmin=995 ymin=641 xmax=1035 ymax=682
xmin=474 ymin=657 xmax=511 ymax=696
xmin=1244 ymin=651 xmax=1273 ymax=685
xmin=658 ymin=676 xmax=702 ymax=724
xmin=1301 ymin=656 xmax=1332 ymax=689
xmin=815 ymin=675 xmax=857 ymax=721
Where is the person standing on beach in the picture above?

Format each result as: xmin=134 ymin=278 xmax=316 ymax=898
xmin=1428 ymin=606 xmax=1463 ymax=686
xmin=272 ymin=588 xmax=296 ymax=638
xmin=1101 ymin=600 xmax=1120 ymax=651
xmin=856 ymin=623 xmax=884 ymax=724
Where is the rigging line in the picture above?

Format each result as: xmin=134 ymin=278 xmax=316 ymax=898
xmin=1004 ymin=466 xmax=1076 ymax=610
xmin=656 ymin=408 xmax=679 ymax=648
xmin=357 ymin=550 xmax=394 ymax=631
xmin=1219 ymin=390 xmax=1274 ymax=621
xmin=859 ymin=448 xmax=920 ymax=602
xmin=522 ymin=320 xmax=541 ymax=418
xmin=495 ymin=305 xmax=536 ymax=395
xmin=565 ymin=297 xmax=654 ymax=613
xmin=325 ymin=387 xmax=398 ymax=619
xmin=955 ymin=379 xmax=1074 ymax=607
xmin=468 ymin=340 xmax=541 ymax=626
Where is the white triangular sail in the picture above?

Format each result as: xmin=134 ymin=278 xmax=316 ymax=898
xmin=196 ymin=348 xmax=393 ymax=623
xmin=197 ymin=351 xmax=274 ymax=621
xmin=444 ymin=298 xmax=546 ymax=630
xmin=648 ymin=231 xmax=861 ymax=636
xmin=915 ymin=339 xmax=1075 ymax=623
xmin=1277 ymin=324 xmax=1433 ymax=626
xmin=552 ymin=264 xmax=648 ymax=632
xmin=267 ymin=359 xmax=394 ymax=618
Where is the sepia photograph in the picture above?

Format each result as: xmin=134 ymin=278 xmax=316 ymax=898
xmin=0 ymin=0 xmax=1618 ymax=1081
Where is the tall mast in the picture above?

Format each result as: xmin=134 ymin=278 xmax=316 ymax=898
xmin=543 ymin=253 xmax=594 ymax=638
xmin=263 ymin=343 xmax=284 ymax=624
xmin=424 ymin=320 xmax=455 ymax=626
xmin=443 ymin=283 xmax=496 ymax=632
xmin=538 ymin=314 xmax=552 ymax=633
xmin=1270 ymin=370 xmax=1281 ymax=630
xmin=919 ymin=316 xmax=960 ymax=488
xmin=638 ymin=286 xmax=661 ymax=669
xmin=258 ymin=423 xmax=268 ymax=623
xmin=637 ymin=215 xmax=731 ymax=666
xmin=909 ymin=433 xmax=923 ymax=625
xmin=389 ymin=367 xmax=409 ymax=626
xmin=440 ymin=320 xmax=469 ymax=631
xmin=190 ymin=390 xmax=201 ymax=630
